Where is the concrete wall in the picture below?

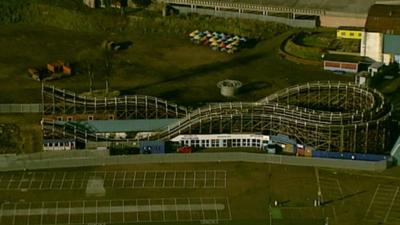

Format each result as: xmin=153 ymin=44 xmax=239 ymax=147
xmin=361 ymin=32 xmax=383 ymax=63
xmin=0 ymin=151 xmax=388 ymax=172
xmin=320 ymin=15 xmax=366 ymax=28
xmin=172 ymin=6 xmax=316 ymax=28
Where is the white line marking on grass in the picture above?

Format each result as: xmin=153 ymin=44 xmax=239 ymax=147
xmin=188 ymin=198 xmax=193 ymax=221
xmin=112 ymin=171 xmax=117 ymax=188
xmin=364 ymin=184 xmax=381 ymax=220
xmin=17 ymin=173 xmax=24 ymax=189
xmin=49 ymin=173 xmax=56 ymax=189
xmin=40 ymin=202 xmax=44 ymax=225
xmin=132 ymin=171 xmax=136 ymax=189
xmin=122 ymin=171 xmax=126 ymax=188
xmin=59 ymin=172 xmax=66 ymax=190
xmin=175 ymin=198 xmax=179 ymax=221
xmin=162 ymin=172 xmax=166 ymax=188
xmin=335 ymin=179 xmax=343 ymax=198
xmin=153 ymin=172 xmax=157 ymax=188
xmin=314 ymin=168 xmax=323 ymax=204
xmin=148 ymin=199 xmax=152 ymax=222
xmin=214 ymin=198 xmax=219 ymax=221
xmin=27 ymin=202 xmax=31 ymax=225
xmin=39 ymin=174 xmax=45 ymax=190
xmin=28 ymin=174 xmax=34 ymax=190
xmin=69 ymin=172 xmax=75 ymax=190
xmin=79 ymin=178 xmax=85 ymax=190
xmin=143 ymin=171 xmax=146 ymax=188
xmin=161 ymin=198 xmax=166 ymax=222
xmin=7 ymin=174 xmax=14 ymax=190
xmin=384 ymin=186 xmax=400 ymax=223
xmin=136 ymin=199 xmax=139 ymax=222
xmin=227 ymin=198 xmax=232 ymax=220
xmin=12 ymin=203 xmax=16 ymax=225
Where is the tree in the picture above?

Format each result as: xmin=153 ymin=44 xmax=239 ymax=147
xmin=103 ymin=49 xmax=114 ymax=94
xmin=87 ymin=63 xmax=95 ymax=94
xmin=78 ymin=49 xmax=102 ymax=94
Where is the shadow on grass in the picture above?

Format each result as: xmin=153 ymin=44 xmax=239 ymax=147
xmin=323 ymin=190 xmax=367 ymax=205
xmin=120 ymin=52 xmax=265 ymax=95
xmin=238 ymin=81 xmax=272 ymax=95
xmin=116 ymin=41 xmax=133 ymax=50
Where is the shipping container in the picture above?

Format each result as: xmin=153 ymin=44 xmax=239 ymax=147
xmin=305 ymin=146 xmax=313 ymax=157
xmin=312 ymin=150 xmax=388 ymax=161
xmin=140 ymin=140 xmax=165 ymax=154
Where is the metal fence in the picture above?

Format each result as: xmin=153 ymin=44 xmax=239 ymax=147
xmin=0 ymin=151 xmax=388 ymax=172
xmin=0 ymin=104 xmax=42 ymax=113
xmin=174 ymin=6 xmax=317 ymax=28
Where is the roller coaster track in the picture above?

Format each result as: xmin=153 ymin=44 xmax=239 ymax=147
xmin=42 ymin=81 xmax=392 ymax=153
xmin=42 ymin=85 xmax=188 ymax=119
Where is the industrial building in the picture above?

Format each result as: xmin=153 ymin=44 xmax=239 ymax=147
xmin=160 ymin=0 xmax=400 ymax=28
xmin=361 ymin=4 xmax=400 ymax=64
xmin=323 ymin=54 xmax=369 ymax=73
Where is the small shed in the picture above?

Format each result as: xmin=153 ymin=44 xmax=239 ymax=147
xmin=43 ymin=139 xmax=76 ymax=151
xmin=368 ymin=62 xmax=384 ymax=77
xmin=323 ymin=54 xmax=367 ymax=73
xmin=337 ymin=26 xmax=364 ymax=39
xmin=355 ymin=71 xmax=370 ymax=87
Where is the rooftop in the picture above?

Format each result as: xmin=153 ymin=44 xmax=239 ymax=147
xmin=61 ymin=119 xmax=179 ymax=133
xmin=163 ymin=0 xmax=378 ymax=15
xmin=338 ymin=26 xmax=365 ymax=31
xmin=365 ymin=4 xmax=400 ymax=34
xmin=323 ymin=54 xmax=369 ymax=63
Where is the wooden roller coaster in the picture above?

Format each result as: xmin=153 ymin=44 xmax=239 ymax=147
xmin=42 ymin=81 xmax=393 ymax=153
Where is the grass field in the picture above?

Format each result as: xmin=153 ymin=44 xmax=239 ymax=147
xmin=0 ymin=162 xmax=399 ymax=225
xmin=0 ymin=23 xmax=351 ymax=105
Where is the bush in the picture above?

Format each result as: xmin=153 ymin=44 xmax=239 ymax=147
xmin=284 ymin=37 xmax=323 ymax=60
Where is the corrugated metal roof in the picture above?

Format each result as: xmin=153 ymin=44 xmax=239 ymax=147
xmin=65 ymin=119 xmax=179 ymax=133
xmin=384 ymin=34 xmax=400 ymax=54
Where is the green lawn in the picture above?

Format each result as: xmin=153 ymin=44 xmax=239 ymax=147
xmin=0 ymin=162 xmax=398 ymax=225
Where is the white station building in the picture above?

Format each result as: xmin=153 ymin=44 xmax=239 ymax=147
xmin=170 ymin=134 xmax=270 ymax=149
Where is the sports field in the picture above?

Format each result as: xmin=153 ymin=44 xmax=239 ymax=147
xmin=0 ymin=162 xmax=399 ymax=225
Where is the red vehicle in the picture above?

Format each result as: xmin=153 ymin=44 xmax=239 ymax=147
xmin=177 ymin=146 xmax=192 ymax=153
